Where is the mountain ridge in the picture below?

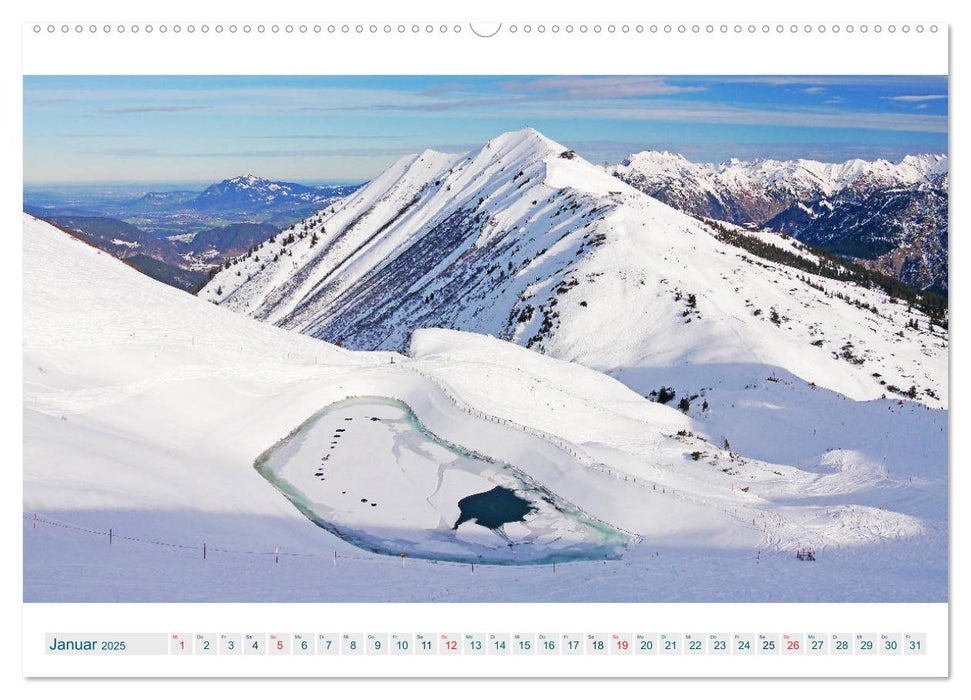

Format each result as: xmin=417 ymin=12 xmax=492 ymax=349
xmin=616 ymin=150 xmax=946 ymax=203
xmin=200 ymin=128 xmax=947 ymax=408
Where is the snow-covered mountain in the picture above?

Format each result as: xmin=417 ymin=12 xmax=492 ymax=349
xmin=613 ymin=151 xmax=946 ymax=223
xmin=189 ymin=174 xmax=358 ymax=214
xmin=613 ymin=151 xmax=948 ymax=292
xmin=201 ymin=128 xmax=947 ymax=409
xmin=22 ymin=213 xmax=949 ymax=601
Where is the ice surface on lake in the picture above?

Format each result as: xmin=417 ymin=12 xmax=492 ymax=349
xmin=255 ymin=397 xmax=631 ymax=564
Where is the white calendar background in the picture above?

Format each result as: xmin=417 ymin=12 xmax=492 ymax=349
xmin=23 ymin=602 xmax=948 ymax=677
xmin=11 ymin=0 xmax=965 ymax=691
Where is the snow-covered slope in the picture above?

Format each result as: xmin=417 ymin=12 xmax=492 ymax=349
xmin=201 ymin=128 xmax=947 ymax=409
xmin=24 ymin=213 xmax=947 ymax=601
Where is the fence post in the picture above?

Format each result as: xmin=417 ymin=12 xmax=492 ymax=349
xmin=109 ymin=528 xmax=112 ymax=545
xmin=275 ymin=546 xmax=279 ymax=564
xmin=203 ymin=543 xmax=206 ymax=560
xmin=32 ymin=513 xmax=36 ymax=529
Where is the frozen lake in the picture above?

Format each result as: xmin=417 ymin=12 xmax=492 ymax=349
xmin=255 ymin=397 xmax=630 ymax=564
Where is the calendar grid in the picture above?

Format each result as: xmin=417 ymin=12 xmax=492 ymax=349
xmin=44 ymin=631 xmax=926 ymax=657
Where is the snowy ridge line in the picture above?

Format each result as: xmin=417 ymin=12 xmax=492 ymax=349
xmin=405 ymin=365 xmax=791 ymax=552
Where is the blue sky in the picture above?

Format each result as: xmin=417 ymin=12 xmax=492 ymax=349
xmin=23 ymin=75 xmax=948 ymax=184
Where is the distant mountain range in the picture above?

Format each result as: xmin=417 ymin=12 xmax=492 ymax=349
xmin=25 ymin=175 xmax=365 ymax=292
xmin=187 ymin=174 xmax=357 ymax=215
xmin=611 ymin=152 xmax=948 ymax=293
xmin=25 ymin=175 xmax=363 ymax=237
xmin=125 ymin=174 xmax=361 ymax=224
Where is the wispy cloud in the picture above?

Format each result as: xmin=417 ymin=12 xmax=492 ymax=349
xmin=886 ymin=94 xmax=948 ymax=102
xmin=307 ymin=78 xmax=705 ymax=115
xmin=311 ymin=96 xmax=533 ymax=113
xmin=421 ymin=81 xmax=476 ymax=96
xmin=305 ymin=96 xmax=946 ymax=133
xmin=28 ymin=86 xmax=457 ymax=116
xmin=803 ymin=87 xmax=827 ymax=94
xmin=89 ymin=147 xmax=165 ymax=157
xmin=690 ymin=76 xmax=940 ymax=87
xmin=99 ymin=104 xmax=212 ymax=114
xmin=575 ymin=102 xmax=947 ymax=134
xmin=243 ymin=134 xmax=341 ymax=140
xmin=78 ymin=146 xmax=439 ymax=159
xmin=43 ymin=133 xmax=142 ymax=139
xmin=245 ymin=133 xmax=414 ymax=140
xmin=498 ymin=76 xmax=706 ymax=98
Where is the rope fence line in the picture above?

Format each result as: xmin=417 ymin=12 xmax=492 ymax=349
xmin=24 ymin=511 xmax=775 ymax=569
xmin=24 ymin=512 xmax=376 ymax=562
xmin=24 ymin=512 xmax=656 ymax=568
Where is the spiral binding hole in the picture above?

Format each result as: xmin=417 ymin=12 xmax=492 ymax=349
xmin=26 ymin=21 xmax=942 ymax=39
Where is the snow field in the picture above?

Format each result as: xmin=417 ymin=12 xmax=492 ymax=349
xmin=23 ymin=151 xmax=947 ymax=602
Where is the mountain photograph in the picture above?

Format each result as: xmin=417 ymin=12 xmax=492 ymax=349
xmin=23 ymin=75 xmax=948 ymax=603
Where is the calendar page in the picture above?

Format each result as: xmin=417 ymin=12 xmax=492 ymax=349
xmin=19 ymin=5 xmax=951 ymax=682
